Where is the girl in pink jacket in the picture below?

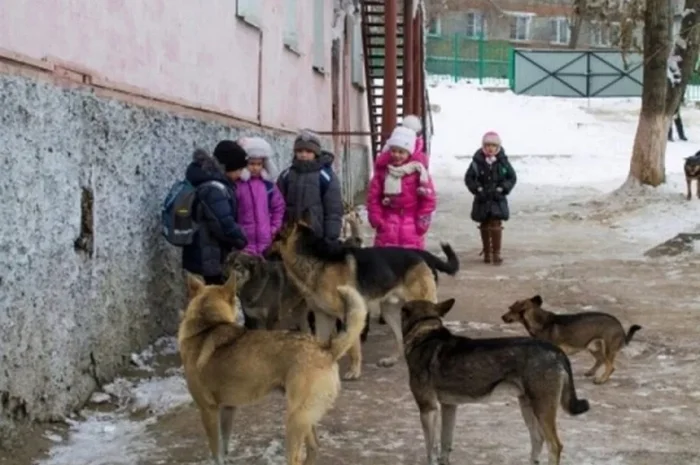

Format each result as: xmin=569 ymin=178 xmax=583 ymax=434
xmin=367 ymin=125 xmax=437 ymax=250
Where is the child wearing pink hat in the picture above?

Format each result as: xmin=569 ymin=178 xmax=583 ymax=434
xmin=464 ymin=131 xmax=517 ymax=264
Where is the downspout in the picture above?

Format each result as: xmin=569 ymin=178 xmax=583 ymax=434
xmin=403 ymin=0 xmax=414 ymax=116
xmin=256 ymin=29 xmax=263 ymax=123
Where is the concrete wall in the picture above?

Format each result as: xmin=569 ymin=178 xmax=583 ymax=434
xmin=0 ymin=0 xmax=344 ymax=132
xmin=0 ymin=65 xmax=368 ymax=445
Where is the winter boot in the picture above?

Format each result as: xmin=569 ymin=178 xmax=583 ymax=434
xmin=491 ymin=220 xmax=504 ymax=265
xmin=479 ymin=221 xmax=492 ymax=263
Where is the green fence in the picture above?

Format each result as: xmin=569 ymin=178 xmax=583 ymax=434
xmin=425 ymin=33 xmax=513 ymax=86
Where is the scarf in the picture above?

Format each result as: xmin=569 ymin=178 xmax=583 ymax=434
xmin=384 ymin=161 xmax=429 ymax=195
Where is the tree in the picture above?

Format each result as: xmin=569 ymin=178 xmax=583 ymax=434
xmin=626 ymin=0 xmax=700 ymax=187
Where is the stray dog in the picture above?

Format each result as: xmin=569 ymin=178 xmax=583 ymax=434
xmin=402 ymin=299 xmax=590 ymax=465
xmin=223 ymin=251 xmax=306 ymax=330
xmin=502 ymin=295 xmax=642 ymax=384
xmin=269 ymin=215 xmax=459 ymax=379
xmin=340 ymin=201 xmax=364 ymax=247
xmin=684 ymin=152 xmax=700 ymax=200
xmin=178 ymin=272 xmax=367 ymax=465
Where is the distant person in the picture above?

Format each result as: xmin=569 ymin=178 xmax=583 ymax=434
xmin=235 ymin=136 xmax=285 ymax=256
xmin=277 ymin=129 xmax=343 ymax=242
xmin=464 ymin=131 xmax=517 ymax=265
xmin=367 ymin=125 xmax=436 ymax=250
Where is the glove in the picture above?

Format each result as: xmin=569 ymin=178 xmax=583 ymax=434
xmin=416 ymin=215 xmax=431 ymax=236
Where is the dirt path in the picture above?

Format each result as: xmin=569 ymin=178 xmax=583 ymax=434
xmin=9 ymin=176 xmax=700 ymax=465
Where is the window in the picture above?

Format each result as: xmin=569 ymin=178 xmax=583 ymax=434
xmin=284 ymin=0 xmax=299 ymax=53
xmin=510 ymin=15 xmax=530 ymax=41
xmin=590 ymin=21 xmax=620 ymax=47
xmin=466 ymin=12 xmax=485 ymax=39
xmin=427 ymin=16 xmax=442 ymax=36
xmin=351 ymin=16 xmax=364 ymax=87
xmin=236 ymin=0 xmax=262 ymax=29
xmin=550 ymin=17 xmax=570 ymax=44
xmin=313 ymin=0 xmax=326 ymax=73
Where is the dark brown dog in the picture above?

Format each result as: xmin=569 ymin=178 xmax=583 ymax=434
xmin=502 ymin=295 xmax=642 ymax=384
xmin=684 ymin=152 xmax=700 ymax=200
xmin=402 ymin=299 xmax=589 ymax=465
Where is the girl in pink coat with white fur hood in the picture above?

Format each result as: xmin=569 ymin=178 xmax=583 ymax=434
xmin=367 ymin=125 xmax=437 ymax=250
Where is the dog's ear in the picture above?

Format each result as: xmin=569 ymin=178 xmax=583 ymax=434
xmin=299 ymin=209 xmax=314 ymax=227
xmin=221 ymin=272 xmax=237 ymax=300
xmin=435 ymin=298 xmax=456 ymax=317
xmin=530 ymin=295 xmax=543 ymax=306
xmin=186 ymin=273 xmax=205 ymax=300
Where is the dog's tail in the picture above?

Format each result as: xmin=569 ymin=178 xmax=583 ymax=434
xmin=329 ymin=285 xmax=368 ymax=362
xmin=418 ymin=242 xmax=460 ymax=277
xmin=625 ymin=324 xmax=642 ymax=344
xmin=559 ymin=355 xmax=590 ymax=416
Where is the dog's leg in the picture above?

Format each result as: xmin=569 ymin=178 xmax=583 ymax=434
xmin=518 ymin=396 xmax=544 ymax=464
xmin=438 ymin=403 xmax=457 ymax=465
xmin=219 ymin=406 xmax=236 ymax=456
xmin=303 ymin=425 xmax=319 ymax=465
xmin=687 ymin=178 xmax=693 ymax=201
xmin=285 ymin=414 xmax=307 ymax=465
xmin=199 ymin=406 xmax=224 ymax=465
xmin=377 ymin=299 xmax=404 ymax=368
xmin=595 ymin=340 xmax=617 ymax=385
xmin=344 ymin=337 xmax=363 ymax=380
xmin=419 ymin=406 xmax=439 ymax=465
xmin=584 ymin=340 xmax=605 ymax=378
xmin=533 ymin=400 xmax=562 ymax=465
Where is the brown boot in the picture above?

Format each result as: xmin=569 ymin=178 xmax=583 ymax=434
xmin=479 ymin=221 xmax=492 ymax=263
xmin=491 ymin=220 xmax=503 ymax=265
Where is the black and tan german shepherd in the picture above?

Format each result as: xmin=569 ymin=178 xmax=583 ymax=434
xmin=401 ymin=298 xmax=590 ymax=465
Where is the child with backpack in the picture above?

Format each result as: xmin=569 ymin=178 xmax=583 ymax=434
xmin=277 ymin=130 xmax=343 ymax=242
xmin=367 ymin=125 xmax=436 ymax=250
xmin=235 ymin=136 xmax=286 ymax=255
xmin=163 ymin=141 xmax=248 ymax=285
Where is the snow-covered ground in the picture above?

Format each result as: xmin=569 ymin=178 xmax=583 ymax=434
xmin=30 ymin=79 xmax=700 ymax=465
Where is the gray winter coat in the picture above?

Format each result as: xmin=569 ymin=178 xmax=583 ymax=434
xmin=277 ymin=151 xmax=343 ymax=241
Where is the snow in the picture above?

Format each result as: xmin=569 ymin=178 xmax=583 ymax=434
xmin=33 ymin=76 xmax=700 ymax=465
xmin=427 ymin=78 xmax=700 ymax=246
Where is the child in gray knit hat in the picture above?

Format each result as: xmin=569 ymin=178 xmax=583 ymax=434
xmin=277 ymin=130 xmax=344 ymax=242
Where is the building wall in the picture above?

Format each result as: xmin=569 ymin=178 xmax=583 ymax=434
xmin=0 ymin=0 xmax=370 ymax=442
xmin=0 ymin=0 xmax=353 ymax=132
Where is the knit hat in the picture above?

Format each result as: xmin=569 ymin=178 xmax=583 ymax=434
xmin=213 ymin=140 xmax=248 ymax=172
xmin=293 ymin=129 xmax=322 ymax=156
xmin=386 ymin=126 xmax=417 ymax=153
xmin=401 ymin=114 xmax=423 ymax=134
xmin=238 ymin=136 xmax=278 ymax=181
xmin=482 ymin=131 xmax=502 ymax=146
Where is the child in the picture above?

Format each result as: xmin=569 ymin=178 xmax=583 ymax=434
xmin=464 ymin=131 xmax=517 ymax=265
xmin=277 ymin=130 xmax=343 ymax=242
xmin=367 ymin=125 xmax=437 ymax=250
xmin=236 ymin=136 xmax=286 ymax=256
xmin=377 ymin=114 xmax=427 ymax=169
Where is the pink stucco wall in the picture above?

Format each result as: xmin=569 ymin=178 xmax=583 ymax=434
xmin=0 ymin=0 xmax=367 ymax=133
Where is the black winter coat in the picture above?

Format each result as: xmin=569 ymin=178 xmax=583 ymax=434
xmin=464 ymin=149 xmax=517 ymax=222
xmin=182 ymin=151 xmax=248 ymax=278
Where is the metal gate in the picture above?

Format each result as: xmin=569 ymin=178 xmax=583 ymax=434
xmin=511 ymin=49 xmax=643 ymax=98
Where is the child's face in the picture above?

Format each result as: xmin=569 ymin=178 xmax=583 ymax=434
xmin=295 ymin=149 xmax=316 ymax=162
xmin=390 ymin=147 xmax=410 ymax=164
xmin=247 ymin=158 xmax=264 ymax=177
xmin=483 ymin=143 xmax=499 ymax=157
xmin=225 ymin=168 xmax=244 ymax=182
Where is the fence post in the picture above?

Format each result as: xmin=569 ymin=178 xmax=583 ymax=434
xmin=453 ymin=33 xmax=459 ymax=83
xmin=478 ymin=31 xmax=485 ymax=85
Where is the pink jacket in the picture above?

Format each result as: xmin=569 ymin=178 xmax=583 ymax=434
xmin=367 ymin=145 xmax=436 ymax=249
xmin=235 ymin=177 xmax=286 ymax=256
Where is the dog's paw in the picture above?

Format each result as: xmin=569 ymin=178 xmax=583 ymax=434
xmin=377 ymin=356 xmax=398 ymax=368
xmin=593 ymin=376 xmax=607 ymax=385
xmin=584 ymin=370 xmax=596 ymax=377
xmin=343 ymin=367 xmax=361 ymax=380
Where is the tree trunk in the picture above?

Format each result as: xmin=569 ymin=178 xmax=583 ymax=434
xmin=626 ymin=0 xmax=671 ymax=187
xmin=568 ymin=14 xmax=583 ymax=49
xmin=665 ymin=0 xmax=700 ymax=114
